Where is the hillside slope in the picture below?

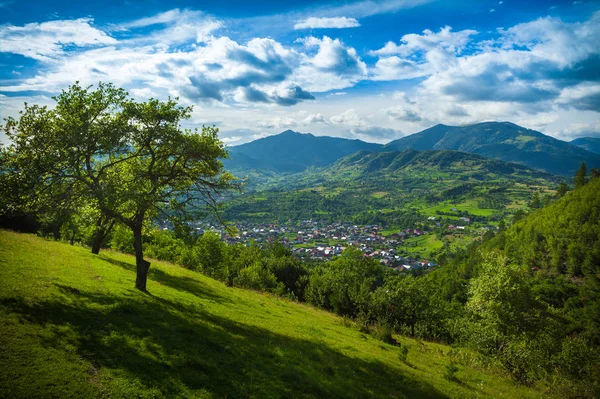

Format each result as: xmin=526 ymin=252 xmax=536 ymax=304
xmin=226 ymin=130 xmax=383 ymax=173
xmin=329 ymin=149 xmax=556 ymax=179
xmin=0 ymin=231 xmax=546 ymax=398
xmin=571 ymin=137 xmax=600 ymax=154
xmin=383 ymin=122 xmax=600 ymax=176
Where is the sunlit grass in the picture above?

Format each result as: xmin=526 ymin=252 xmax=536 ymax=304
xmin=0 ymin=230 xmax=550 ymax=398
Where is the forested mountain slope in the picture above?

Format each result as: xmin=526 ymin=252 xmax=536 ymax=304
xmin=225 ymin=130 xmax=383 ymax=173
xmin=571 ymin=137 xmax=600 ymax=154
xmin=383 ymin=122 xmax=600 ymax=176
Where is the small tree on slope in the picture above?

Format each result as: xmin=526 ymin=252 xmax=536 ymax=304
xmin=1 ymin=82 xmax=237 ymax=291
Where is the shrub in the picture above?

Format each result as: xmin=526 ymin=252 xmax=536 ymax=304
xmin=234 ymin=261 xmax=279 ymax=292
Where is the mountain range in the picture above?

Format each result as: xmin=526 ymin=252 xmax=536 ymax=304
xmin=383 ymin=122 xmax=600 ymax=176
xmin=225 ymin=122 xmax=600 ymax=177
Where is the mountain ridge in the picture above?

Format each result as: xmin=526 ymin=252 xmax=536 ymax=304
xmin=382 ymin=122 xmax=600 ymax=176
xmin=225 ymin=130 xmax=383 ymax=173
xmin=571 ymin=137 xmax=600 ymax=154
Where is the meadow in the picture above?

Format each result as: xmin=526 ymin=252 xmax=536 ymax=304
xmin=0 ymin=230 xmax=549 ymax=398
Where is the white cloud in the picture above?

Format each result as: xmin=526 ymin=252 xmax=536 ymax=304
xmin=119 ymin=8 xmax=224 ymax=46
xmin=330 ymin=109 xmax=367 ymax=127
xmin=130 ymin=87 xmax=158 ymax=99
xmin=303 ymin=113 xmax=327 ymax=124
xmin=1 ymin=7 xmax=598 ymax=146
xmin=222 ymin=136 xmax=243 ymax=143
xmin=369 ymin=26 xmax=477 ymax=56
xmin=294 ymin=17 xmax=360 ymax=30
xmin=0 ymin=18 xmax=117 ymax=61
xmin=257 ymin=117 xmax=298 ymax=129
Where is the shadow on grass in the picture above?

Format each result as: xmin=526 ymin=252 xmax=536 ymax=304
xmin=98 ymin=254 xmax=232 ymax=305
xmin=1 ymin=284 xmax=452 ymax=399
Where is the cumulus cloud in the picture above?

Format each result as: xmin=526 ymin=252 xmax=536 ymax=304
xmin=304 ymin=113 xmax=327 ymax=123
xmin=367 ymin=10 xmax=600 ymax=138
xmin=257 ymin=117 xmax=298 ymax=129
xmin=385 ymin=106 xmax=423 ymax=122
xmin=370 ymin=26 xmax=477 ymax=81
xmin=294 ymin=17 xmax=360 ymax=30
xmin=2 ymin=7 xmax=599 ymax=144
xmin=369 ymin=26 xmax=477 ymax=57
xmin=330 ymin=109 xmax=367 ymax=127
xmin=559 ymin=121 xmax=600 ymax=140
xmin=222 ymin=136 xmax=243 ymax=144
xmin=0 ymin=18 xmax=116 ymax=61
xmin=302 ymin=36 xmax=367 ymax=76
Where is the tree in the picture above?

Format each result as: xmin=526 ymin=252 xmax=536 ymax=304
xmin=574 ymin=162 xmax=588 ymax=189
xmin=555 ymin=182 xmax=569 ymax=198
xmin=2 ymin=82 xmax=237 ymax=291
xmin=591 ymin=168 xmax=600 ymax=179
xmin=528 ymin=192 xmax=542 ymax=209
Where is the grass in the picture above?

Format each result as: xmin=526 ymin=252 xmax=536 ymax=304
xmin=398 ymin=234 xmax=444 ymax=258
xmin=0 ymin=230 xmax=550 ymax=398
xmin=418 ymin=199 xmax=497 ymax=218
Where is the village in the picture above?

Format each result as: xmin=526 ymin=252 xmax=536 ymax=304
xmin=200 ymin=220 xmax=440 ymax=272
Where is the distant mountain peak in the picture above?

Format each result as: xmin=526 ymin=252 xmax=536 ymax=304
xmin=226 ymin=130 xmax=383 ymax=173
xmin=383 ymin=121 xmax=600 ymax=176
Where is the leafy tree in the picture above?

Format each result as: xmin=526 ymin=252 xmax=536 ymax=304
xmin=466 ymin=252 xmax=540 ymax=352
xmin=305 ymin=248 xmax=383 ymax=317
xmin=372 ymin=275 xmax=430 ymax=337
xmin=2 ymin=82 xmax=237 ymax=291
xmin=575 ymin=162 xmax=588 ymax=189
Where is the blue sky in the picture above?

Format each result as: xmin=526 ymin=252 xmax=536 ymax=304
xmin=1 ymin=0 xmax=599 ymax=145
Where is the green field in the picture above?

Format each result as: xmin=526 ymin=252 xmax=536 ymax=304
xmin=397 ymin=234 xmax=444 ymax=258
xmin=0 ymin=230 xmax=550 ymax=398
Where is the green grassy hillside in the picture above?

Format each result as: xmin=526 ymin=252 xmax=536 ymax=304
xmin=0 ymin=230 xmax=548 ymax=398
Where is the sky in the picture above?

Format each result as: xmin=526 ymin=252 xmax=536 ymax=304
xmin=0 ymin=0 xmax=599 ymax=145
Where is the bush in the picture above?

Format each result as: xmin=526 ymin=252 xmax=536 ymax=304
xmin=372 ymin=323 xmax=394 ymax=344
xmin=234 ymin=261 xmax=280 ymax=292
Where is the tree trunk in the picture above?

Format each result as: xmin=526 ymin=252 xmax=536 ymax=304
xmin=132 ymin=223 xmax=150 ymax=291
xmin=91 ymin=216 xmax=115 ymax=255
xmin=91 ymin=227 xmax=103 ymax=254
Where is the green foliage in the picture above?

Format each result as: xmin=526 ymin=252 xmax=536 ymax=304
xmin=144 ymin=229 xmax=186 ymax=264
xmin=305 ymin=248 xmax=383 ymax=317
xmin=498 ymin=178 xmax=600 ymax=277
xmin=233 ymin=261 xmax=281 ymax=292
xmin=555 ymin=182 xmax=569 ymax=198
xmin=574 ymin=162 xmax=588 ymax=189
